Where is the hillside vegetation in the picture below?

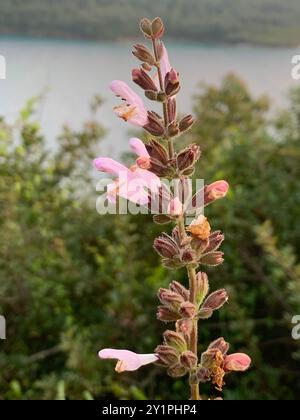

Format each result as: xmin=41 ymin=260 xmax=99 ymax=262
xmin=0 ymin=0 xmax=300 ymax=46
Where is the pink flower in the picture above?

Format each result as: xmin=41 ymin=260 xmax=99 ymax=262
xmin=160 ymin=43 xmax=172 ymax=82
xmin=224 ymin=353 xmax=251 ymax=372
xmin=205 ymin=181 xmax=229 ymax=205
xmin=168 ymin=197 xmax=183 ymax=217
xmin=129 ymin=137 xmax=151 ymax=170
xmin=110 ymin=80 xmax=148 ymax=127
xmin=94 ymin=139 xmax=160 ymax=205
xmin=99 ymin=349 xmax=158 ymax=373
xmin=187 ymin=180 xmax=230 ymax=213
xmin=154 ymin=43 xmax=172 ymax=90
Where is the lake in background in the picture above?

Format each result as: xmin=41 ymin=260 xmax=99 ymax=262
xmin=0 ymin=38 xmax=299 ymax=157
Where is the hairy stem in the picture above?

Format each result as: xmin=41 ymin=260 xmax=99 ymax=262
xmin=152 ymin=39 xmax=174 ymax=158
xmin=152 ymin=39 xmax=200 ymax=401
xmin=187 ymin=265 xmax=200 ymax=400
xmin=179 ymin=218 xmax=200 ymax=400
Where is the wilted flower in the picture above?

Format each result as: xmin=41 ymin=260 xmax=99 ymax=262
xmin=99 ymin=349 xmax=158 ymax=372
xmin=187 ymin=215 xmax=211 ymax=240
xmin=200 ymin=339 xmax=251 ymax=391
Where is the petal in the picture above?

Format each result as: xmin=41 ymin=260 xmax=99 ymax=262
xmin=94 ymin=157 xmax=129 ymax=177
xmin=133 ymin=168 xmax=161 ymax=193
xmin=206 ymin=181 xmax=229 ymax=200
xmin=160 ymin=43 xmax=172 ymax=81
xmin=98 ymin=349 xmax=158 ymax=372
xmin=168 ymin=197 xmax=183 ymax=216
xmin=110 ymin=80 xmax=146 ymax=112
xmin=224 ymin=353 xmax=251 ymax=372
xmin=129 ymin=138 xmax=150 ymax=158
xmin=127 ymin=110 xmax=148 ymax=127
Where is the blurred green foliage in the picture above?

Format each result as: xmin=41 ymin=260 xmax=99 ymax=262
xmin=1 ymin=0 xmax=300 ymax=46
xmin=0 ymin=75 xmax=300 ymax=400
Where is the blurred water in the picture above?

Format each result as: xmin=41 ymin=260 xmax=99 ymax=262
xmin=0 ymin=38 xmax=299 ymax=157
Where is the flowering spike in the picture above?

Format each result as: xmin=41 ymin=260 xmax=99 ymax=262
xmin=95 ymin=17 xmax=251 ymax=401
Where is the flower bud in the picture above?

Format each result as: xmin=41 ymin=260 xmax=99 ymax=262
xmin=208 ymin=337 xmax=230 ymax=355
xmin=180 ymin=351 xmax=198 ymax=370
xmin=144 ymin=111 xmax=165 ymax=136
xmin=132 ymin=68 xmax=158 ymax=91
xmin=203 ymin=289 xmax=229 ymax=312
xmin=153 ymin=234 xmax=179 ymax=259
xmin=200 ymin=251 xmax=224 ymax=267
xmin=146 ymin=139 xmax=169 ymax=165
xmin=179 ymin=301 xmax=197 ymax=319
xmin=158 ymin=288 xmax=184 ymax=310
xmin=139 ymin=18 xmax=152 ymax=38
xmin=179 ymin=115 xmax=194 ymax=133
xmin=155 ymin=345 xmax=179 ymax=366
xmin=177 ymin=144 xmax=201 ymax=173
xmin=157 ymin=306 xmax=180 ymax=322
xmin=167 ymin=363 xmax=188 ymax=378
xmin=132 ymin=43 xmax=156 ymax=66
xmin=168 ymin=122 xmax=180 ymax=137
xmin=151 ymin=17 xmax=165 ymax=39
xmin=206 ymin=231 xmax=224 ymax=253
xmin=168 ymin=198 xmax=183 ymax=217
xmin=165 ymin=69 xmax=180 ymax=97
xmin=195 ymin=272 xmax=209 ymax=306
xmin=169 ymin=281 xmax=189 ymax=301
xmin=204 ymin=181 xmax=229 ymax=206
xmin=163 ymin=330 xmax=187 ymax=353
xmin=224 ymin=353 xmax=251 ymax=372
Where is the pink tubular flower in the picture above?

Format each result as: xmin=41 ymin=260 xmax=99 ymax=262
xmin=110 ymin=80 xmax=148 ymax=127
xmin=129 ymin=137 xmax=151 ymax=170
xmin=99 ymin=349 xmax=158 ymax=373
xmin=224 ymin=353 xmax=251 ymax=372
xmin=94 ymin=139 xmax=160 ymax=205
xmin=205 ymin=181 xmax=229 ymax=205
xmin=168 ymin=197 xmax=183 ymax=217
xmin=154 ymin=43 xmax=172 ymax=90
xmin=160 ymin=43 xmax=172 ymax=81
